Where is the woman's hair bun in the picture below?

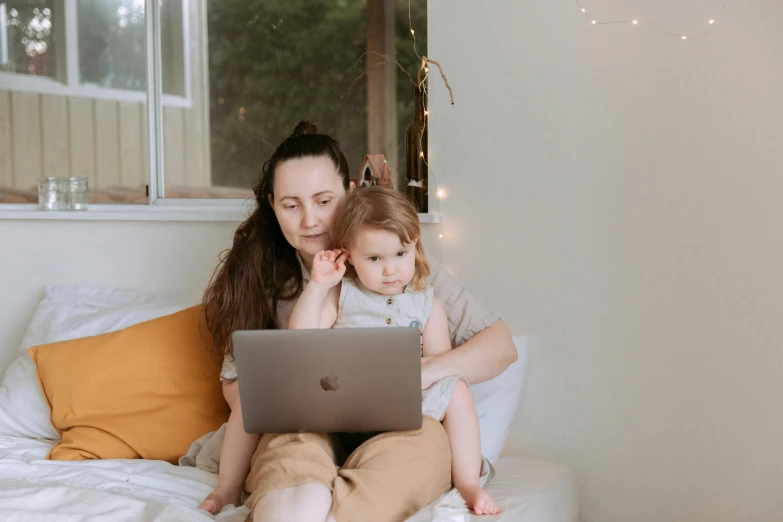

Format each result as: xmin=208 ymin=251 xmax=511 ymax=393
xmin=291 ymin=120 xmax=319 ymax=137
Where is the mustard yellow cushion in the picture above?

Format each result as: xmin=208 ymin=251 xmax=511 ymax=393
xmin=28 ymin=306 xmax=229 ymax=463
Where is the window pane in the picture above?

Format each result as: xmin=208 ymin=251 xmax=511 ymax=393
xmin=0 ymin=1 xmax=57 ymax=78
xmin=160 ymin=0 xmax=426 ymax=200
xmin=77 ymin=0 xmax=145 ymax=91
xmin=77 ymin=0 xmax=185 ymax=96
xmin=0 ymin=4 xmax=150 ymax=205
xmin=0 ymin=93 xmax=153 ymax=205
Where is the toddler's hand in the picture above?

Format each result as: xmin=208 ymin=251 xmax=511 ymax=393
xmin=310 ymin=249 xmax=347 ymax=288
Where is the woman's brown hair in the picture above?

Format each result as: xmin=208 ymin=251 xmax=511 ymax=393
xmin=202 ymin=121 xmax=350 ymax=358
xmin=334 ymin=186 xmax=430 ymax=292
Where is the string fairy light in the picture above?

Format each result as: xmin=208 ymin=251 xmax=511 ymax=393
xmin=575 ymin=0 xmax=731 ymax=40
xmin=345 ymin=3 xmax=452 ymax=253
xmin=403 ymin=0 xmax=732 ymax=253
xmin=407 ymin=0 xmax=732 ymax=251
xmin=407 ymin=0 xmax=456 ymax=249
xmin=350 ymin=1 xmax=454 ymax=248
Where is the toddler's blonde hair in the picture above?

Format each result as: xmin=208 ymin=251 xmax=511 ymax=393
xmin=335 ymin=186 xmax=430 ymax=291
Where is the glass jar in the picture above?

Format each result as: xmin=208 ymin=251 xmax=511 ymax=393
xmin=37 ymin=178 xmax=69 ymax=211
xmin=67 ymin=177 xmax=89 ymax=210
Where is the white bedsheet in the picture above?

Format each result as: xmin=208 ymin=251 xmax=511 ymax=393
xmin=0 ymin=436 xmax=576 ymax=522
xmin=407 ymin=456 xmax=577 ymax=522
xmin=0 ymin=436 xmax=249 ymax=521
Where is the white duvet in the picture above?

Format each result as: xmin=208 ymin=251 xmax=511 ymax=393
xmin=0 ymin=435 xmax=577 ymax=522
xmin=0 ymin=436 xmax=249 ymax=522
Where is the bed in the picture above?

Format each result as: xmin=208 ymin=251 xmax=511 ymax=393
xmin=0 ymin=286 xmax=578 ymax=521
xmin=0 ymin=434 xmax=576 ymax=521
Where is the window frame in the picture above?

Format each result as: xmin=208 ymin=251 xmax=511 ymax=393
xmin=0 ymin=0 xmax=192 ymax=107
xmin=0 ymin=0 xmax=439 ymax=222
xmin=0 ymin=0 xmax=230 ymax=218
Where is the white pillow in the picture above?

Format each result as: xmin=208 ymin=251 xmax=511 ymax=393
xmin=37 ymin=284 xmax=186 ymax=309
xmin=0 ymin=285 xmax=193 ymax=440
xmin=472 ymin=336 xmax=528 ymax=462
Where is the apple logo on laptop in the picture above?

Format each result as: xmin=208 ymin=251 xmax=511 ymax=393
xmin=320 ymin=374 xmax=340 ymax=392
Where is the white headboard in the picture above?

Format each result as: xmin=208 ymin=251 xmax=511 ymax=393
xmin=0 ymin=219 xmax=236 ymax=376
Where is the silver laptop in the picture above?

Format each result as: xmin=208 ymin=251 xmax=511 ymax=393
xmin=233 ymin=327 xmax=423 ymax=434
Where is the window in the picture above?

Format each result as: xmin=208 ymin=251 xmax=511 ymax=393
xmin=0 ymin=0 xmax=426 ymax=209
xmin=77 ymin=0 xmax=186 ymax=97
xmin=0 ymin=1 xmax=188 ymax=101
xmin=0 ymin=1 xmax=57 ymax=79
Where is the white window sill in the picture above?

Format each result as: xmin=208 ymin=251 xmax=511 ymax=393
xmin=0 ymin=204 xmax=248 ymax=222
xmin=0 ymin=204 xmax=441 ymax=223
xmin=0 ymin=73 xmax=192 ymax=108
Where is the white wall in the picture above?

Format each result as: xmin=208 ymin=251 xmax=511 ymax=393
xmin=427 ymin=1 xmax=783 ymax=521
xmin=0 ymin=220 xmax=234 ymax=373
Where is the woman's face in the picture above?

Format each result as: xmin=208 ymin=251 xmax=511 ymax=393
xmin=271 ymin=156 xmax=348 ymax=261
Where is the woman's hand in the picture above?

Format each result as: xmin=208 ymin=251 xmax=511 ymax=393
xmin=310 ymin=249 xmax=347 ymax=288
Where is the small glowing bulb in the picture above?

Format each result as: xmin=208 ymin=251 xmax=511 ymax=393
xmin=410 ymin=29 xmax=415 ymax=35
xmin=681 ymin=35 xmax=687 ymax=40
xmin=424 ymin=110 xmax=429 ymax=116
xmin=632 ymin=20 xmax=638 ymax=25
xmin=709 ymin=19 xmax=715 ymax=24
xmin=591 ymin=19 xmax=597 ymax=25
xmin=419 ymin=151 xmax=424 ymax=158
xmin=436 ymin=188 xmax=446 ymax=199
xmin=581 ymin=8 xmax=586 ymax=13
xmin=424 ymin=67 xmax=429 ymax=73
xmin=439 ymin=234 xmax=443 ymax=239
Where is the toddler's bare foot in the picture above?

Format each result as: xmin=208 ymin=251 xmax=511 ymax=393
xmin=198 ymin=489 xmax=240 ymax=514
xmin=457 ymin=483 xmax=501 ymax=516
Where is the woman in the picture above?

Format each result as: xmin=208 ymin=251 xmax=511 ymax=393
xmin=200 ymin=121 xmax=517 ymax=522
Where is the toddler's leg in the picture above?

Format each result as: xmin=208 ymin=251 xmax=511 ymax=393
xmin=199 ymin=390 xmax=260 ymax=514
xmin=441 ymin=380 xmax=500 ymax=516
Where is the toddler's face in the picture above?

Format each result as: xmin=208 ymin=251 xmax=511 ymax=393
xmin=348 ymin=226 xmax=417 ymax=296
